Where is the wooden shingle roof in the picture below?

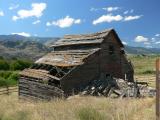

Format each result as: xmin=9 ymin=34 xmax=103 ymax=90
xmin=52 ymin=29 xmax=124 ymax=47
xmin=35 ymin=49 xmax=100 ymax=67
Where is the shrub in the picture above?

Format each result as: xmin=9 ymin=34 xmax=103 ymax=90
xmin=0 ymin=71 xmax=19 ymax=87
xmin=142 ymin=70 xmax=155 ymax=74
xmin=7 ymin=72 xmax=19 ymax=86
xmin=0 ymin=71 xmax=12 ymax=79
xmin=0 ymin=59 xmax=9 ymax=70
xmin=0 ymin=77 xmax=8 ymax=87
xmin=10 ymin=59 xmax=32 ymax=70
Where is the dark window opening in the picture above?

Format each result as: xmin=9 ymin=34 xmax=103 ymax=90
xmin=109 ymin=45 xmax=114 ymax=55
xmin=120 ymin=50 xmax=125 ymax=54
xmin=49 ymin=68 xmax=58 ymax=76
xmin=120 ymin=48 xmax=125 ymax=54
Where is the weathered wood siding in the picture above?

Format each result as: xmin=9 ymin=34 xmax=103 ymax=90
xmin=19 ymin=76 xmax=64 ymax=100
xmin=120 ymin=55 xmax=134 ymax=82
xmin=99 ymin=32 xmax=123 ymax=79
xmin=60 ymin=50 xmax=100 ymax=94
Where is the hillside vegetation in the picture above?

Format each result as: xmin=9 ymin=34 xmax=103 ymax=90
xmin=0 ymin=35 xmax=60 ymax=60
xmin=0 ymin=57 xmax=33 ymax=87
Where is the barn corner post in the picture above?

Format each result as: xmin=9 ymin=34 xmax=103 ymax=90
xmin=156 ymin=59 xmax=160 ymax=120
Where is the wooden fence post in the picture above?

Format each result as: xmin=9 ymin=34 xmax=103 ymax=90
xmin=156 ymin=59 xmax=160 ymax=120
xmin=6 ymin=86 xmax=9 ymax=95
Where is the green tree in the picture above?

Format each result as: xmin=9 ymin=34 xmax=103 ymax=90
xmin=0 ymin=59 xmax=9 ymax=70
xmin=10 ymin=59 xmax=32 ymax=70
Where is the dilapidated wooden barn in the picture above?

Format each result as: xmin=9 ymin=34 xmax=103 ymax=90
xmin=19 ymin=29 xmax=134 ymax=100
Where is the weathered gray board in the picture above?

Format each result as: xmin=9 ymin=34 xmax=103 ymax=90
xmin=19 ymin=77 xmax=64 ymax=100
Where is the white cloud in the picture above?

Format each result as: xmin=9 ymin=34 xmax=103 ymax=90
xmin=122 ymin=41 xmax=127 ymax=45
xmin=151 ymin=38 xmax=155 ymax=40
xmin=0 ymin=11 xmax=4 ymax=16
xmin=93 ymin=13 xmax=142 ymax=25
xmin=123 ymin=11 xmax=129 ymax=14
xmin=103 ymin=7 xmax=119 ymax=12
xmin=123 ymin=9 xmax=134 ymax=14
xmin=151 ymin=38 xmax=156 ymax=43
xmin=9 ymin=4 xmax=19 ymax=10
xmin=155 ymin=34 xmax=160 ymax=37
xmin=12 ymin=16 xmax=18 ymax=21
xmin=146 ymin=45 xmax=153 ymax=48
xmin=130 ymin=9 xmax=134 ymax=13
xmin=124 ymin=15 xmax=142 ymax=21
xmin=90 ymin=7 xmax=98 ymax=12
xmin=155 ymin=41 xmax=160 ymax=44
xmin=12 ymin=3 xmax=47 ymax=21
xmin=46 ymin=16 xmax=81 ymax=28
xmin=93 ymin=14 xmax=123 ymax=25
xmin=135 ymin=36 xmax=148 ymax=43
xmin=11 ymin=32 xmax=31 ymax=37
xmin=74 ymin=19 xmax=81 ymax=24
xmin=32 ymin=20 xmax=41 ymax=24
xmin=46 ymin=22 xmax=52 ymax=26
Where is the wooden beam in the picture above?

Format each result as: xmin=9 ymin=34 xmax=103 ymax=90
xmin=156 ymin=59 xmax=160 ymax=120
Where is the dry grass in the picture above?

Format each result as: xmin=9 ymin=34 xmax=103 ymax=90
xmin=0 ymin=55 xmax=157 ymax=120
xmin=0 ymin=93 xmax=155 ymax=120
xmin=135 ymin=74 xmax=156 ymax=87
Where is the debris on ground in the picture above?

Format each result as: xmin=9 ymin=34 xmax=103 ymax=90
xmin=80 ymin=75 xmax=155 ymax=98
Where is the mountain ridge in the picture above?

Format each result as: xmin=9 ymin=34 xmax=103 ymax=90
xmin=0 ymin=35 xmax=159 ymax=60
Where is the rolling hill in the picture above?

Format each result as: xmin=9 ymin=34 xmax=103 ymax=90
xmin=0 ymin=35 xmax=59 ymax=60
xmin=125 ymin=46 xmax=160 ymax=54
xmin=0 ymin=35 xmax=159 ymax=60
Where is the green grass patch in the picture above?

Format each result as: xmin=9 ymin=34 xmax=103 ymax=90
xmin=128 ymin=55 xmax=160 ymax=75
xmin=76 ymin=107 xmax=105 ymax=120
xmin=2 ymin=110 xmax=30 ymax=120
xmin=0 ymin=57 xmax=32 ymax=87
xmin=142 ymin=70 xmax=155 ymax=74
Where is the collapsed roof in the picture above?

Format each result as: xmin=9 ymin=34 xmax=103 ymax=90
xmin=35 ymin=49 xmax=100 ymax=67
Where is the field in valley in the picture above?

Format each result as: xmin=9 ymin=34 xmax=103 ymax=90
xmin=129 ymin=55 xmax=160 ymax=87
xmin=0 ymin=55 xmax=159 ymax=120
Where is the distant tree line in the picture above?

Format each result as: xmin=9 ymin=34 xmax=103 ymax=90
xmin=0 ymin=57 xmax=33 ymax=71
xmin=0 ymin=57 xmax=33 ymax=87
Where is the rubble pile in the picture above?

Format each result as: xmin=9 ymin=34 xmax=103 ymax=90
xmin=81 ymin=76 xmax=155 ymax=98
xmin=81 ymin=78 xmax=115 ymax=97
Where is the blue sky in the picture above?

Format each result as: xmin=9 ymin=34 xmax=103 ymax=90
xmin=0 ymin=0 xmax=160 ymax=48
